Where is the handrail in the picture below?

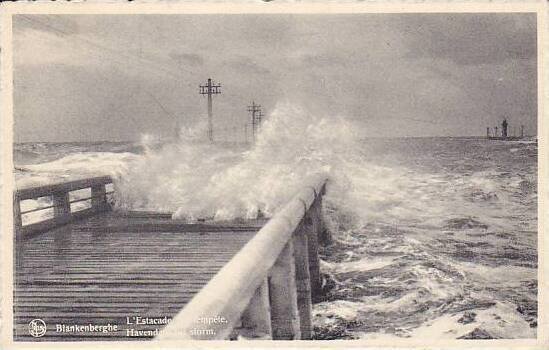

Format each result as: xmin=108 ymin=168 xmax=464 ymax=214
xmin=15 ymin=175 xmax=112 ymax=200
xmin=14 ymin=175 xmax=113 ymax=237
xmin=156 ymin=177 xmax=328 ymax=341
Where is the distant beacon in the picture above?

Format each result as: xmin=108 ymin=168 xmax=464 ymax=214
xmin=486 ymin=118 xmax=525 ymax=141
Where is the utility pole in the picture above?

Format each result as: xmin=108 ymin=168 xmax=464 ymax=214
xmin=199 ymin=78 xmax=221 ymax=142
xmin=247 ymin=101 xmax=261 ymax=142
xmin=521 ymin=125 xmax=525 ymax=138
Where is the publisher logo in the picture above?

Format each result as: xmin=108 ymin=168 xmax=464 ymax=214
xmin=29 ymin=319 xmax=46 ymax=338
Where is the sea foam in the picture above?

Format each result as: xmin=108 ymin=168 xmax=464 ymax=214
xmin=115 ymin=102 xmax=367 ymax=222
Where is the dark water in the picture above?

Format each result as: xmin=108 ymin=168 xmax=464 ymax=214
xmin=314 ymin=138 xmax=538 ymax=340
xmin=14 ymin=141 xmax=142 ymax=165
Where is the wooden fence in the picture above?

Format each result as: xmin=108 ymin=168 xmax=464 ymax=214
xmin=156 ymin=178 xmax=328 ymax=341
xmin=13 ymin=175 xmax=113 ymax=237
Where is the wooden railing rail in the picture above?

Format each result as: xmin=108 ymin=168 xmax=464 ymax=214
xmin=156 ymin=177 xmax=328 ymax=341
xmin=14 ymin=175 xmax=113 ymax=237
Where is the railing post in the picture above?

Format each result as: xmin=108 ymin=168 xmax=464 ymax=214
xmin=52 ymin=191 xmax=71 ymax=225
xmin=308 ymin=198 xmax=323 ymax=301
xmin=91 ymin=183 xmax=107 ymax=211
xmin=13 ymin=194 xmax=22 ymax=236
xmin=293 ymin=223 xmax=313 ymax=339
xmin=268 ymin=240 xmax=301 ymax=340
xmin=316 ymin=190 xmax=331 ymax=245
xmin=240 ymin=278 xmax=272 ymax=339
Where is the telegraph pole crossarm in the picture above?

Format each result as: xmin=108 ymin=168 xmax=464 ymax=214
xmin=247 ymin=101 xmax=261 ymax=143
xmin=199 ymin=78 xmax=222 ymax=142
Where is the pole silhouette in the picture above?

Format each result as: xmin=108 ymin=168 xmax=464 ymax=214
xmin=247 ymin=101 xmax=262 ymax=142
xmin=199 ymin=78 xmax=222 ymax=142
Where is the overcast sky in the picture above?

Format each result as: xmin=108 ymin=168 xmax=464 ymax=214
xmin=13 ymin=13 xmax=537 ymax=142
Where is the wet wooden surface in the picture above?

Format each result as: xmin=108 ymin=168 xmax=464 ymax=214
xmin=14 ymin=211 xmax=262 ymax=341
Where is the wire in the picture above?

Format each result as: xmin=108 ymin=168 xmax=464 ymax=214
xmin=143 ymin=89 xmax=178 ymax=121
xmin=18 ymin=15 xmax=189 ymax=81
xmin=18 ymin=15 xmax=264 ymax=141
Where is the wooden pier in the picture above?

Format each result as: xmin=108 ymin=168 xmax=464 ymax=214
xmin=13 ymin=176 xmax=328 ymax=341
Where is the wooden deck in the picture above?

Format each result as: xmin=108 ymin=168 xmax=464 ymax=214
xmin=14 ymin=211 xmax=263 ymax=341
xmin=14 ymin=176 xmax=329 ymax=341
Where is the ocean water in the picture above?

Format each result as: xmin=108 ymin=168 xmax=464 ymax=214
xmin=13 ymin=103 xmax=537 ymax=339
xmin=314 ymin=137 xmax=537 ymax=340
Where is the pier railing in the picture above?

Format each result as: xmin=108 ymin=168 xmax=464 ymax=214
xmin=14 ymin=175 xmax=113 ymax=237
xmin=156 ymin=178 xmax=328 ymax=341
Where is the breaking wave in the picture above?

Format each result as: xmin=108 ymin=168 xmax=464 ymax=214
xmin=14 ymin=101 xmax=537 ymax=339
xmin=115 ymin=102 xmax=368 ymax=222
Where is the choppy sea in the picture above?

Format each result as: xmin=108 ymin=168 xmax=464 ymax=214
xmin=13 ymin=103 xmax=538 ymax=339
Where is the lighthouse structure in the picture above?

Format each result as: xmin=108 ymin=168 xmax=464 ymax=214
xmin=486 ymin=118 xmax=526 ymax=141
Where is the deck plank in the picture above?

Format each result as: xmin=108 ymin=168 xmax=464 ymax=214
xmin=14 ymin=210 xmax=259 ymax=341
